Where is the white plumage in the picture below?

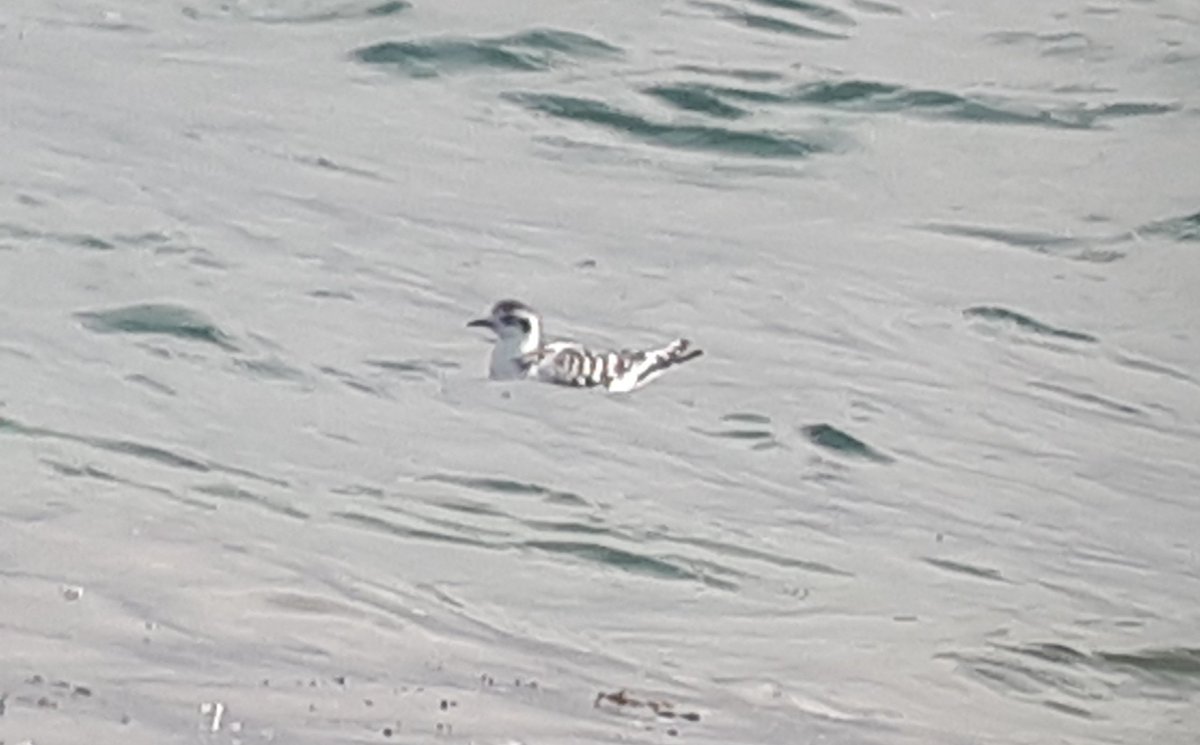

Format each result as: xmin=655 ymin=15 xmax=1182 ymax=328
xmin=467 ymin=300 xmax=702 ymax=392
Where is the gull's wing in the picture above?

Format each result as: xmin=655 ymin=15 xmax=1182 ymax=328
xmin=531 ymin=342 xmax=622 ymax=388
xmin=532 ymin=339 xmax=702 ymax=391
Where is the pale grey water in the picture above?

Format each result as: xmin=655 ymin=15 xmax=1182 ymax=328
xmin=1 ymin=1 xmax=1199 ymax=743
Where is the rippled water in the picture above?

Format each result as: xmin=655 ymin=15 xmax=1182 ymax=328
xmin=2 ymin=0 xmax=1198 ymax=743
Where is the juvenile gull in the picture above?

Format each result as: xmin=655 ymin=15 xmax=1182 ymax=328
xmin=467 ymin=300 xmax=702 ymax=392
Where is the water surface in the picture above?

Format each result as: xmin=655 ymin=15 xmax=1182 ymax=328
xmin=1 ymin=0 xmax=1198 ymax=743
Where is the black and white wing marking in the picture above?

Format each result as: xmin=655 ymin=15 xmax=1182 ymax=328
xmin=532 ymin=342 xmax=626 ymax=389
xmin=608 ymin=338 xmax=702 ymax=392
xmin=532 ymin=339 xmax=702 ymax=392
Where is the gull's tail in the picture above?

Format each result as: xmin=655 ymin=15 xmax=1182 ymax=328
xmin=617 ymin=338 xmax=703 ymax=392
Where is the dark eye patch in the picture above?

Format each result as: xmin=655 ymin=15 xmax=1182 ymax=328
xmin=499 ymin=315 xmax=532 ymax=333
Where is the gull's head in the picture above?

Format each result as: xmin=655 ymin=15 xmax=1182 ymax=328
xmin=467 ymin=299 xmax=542 ymax=345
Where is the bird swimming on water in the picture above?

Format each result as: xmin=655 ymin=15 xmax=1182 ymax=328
xmin=467 ymin=300 xmax=702 ymax=392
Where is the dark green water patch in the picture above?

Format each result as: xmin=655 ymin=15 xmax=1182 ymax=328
xmin=1111 ymin=354 xmax=1196 ymax=384
xmin=781 ymin=80 xmax=1174 ymax=129
xmin=927 ymin=223 xmax=1066 ymax=247
xmin=318 ymin=366 xmax=388 ymax=397
xmin=675 ymin=64 xmax=783 ymax=82
xmin=104 ymin=440 xmax=210 ymax=472
xmin=694 ymin=427 xmax=774 ymax=441
xmin=240 ymin=1 xmax=410 ymax=24
xmin=722 ymin=412 xmax=772 ymax=424
xmin=43 ymin=460 xmax=120 ymax=483
xmin=965 ymin=660 xmax=1088 ymax=700
xmin=694 ymin=414 xmax=779 ymax=450
xmin=1004 ymin=642 xmax=1200 ymax=683
xmin=0 ymin=415 xmax=286 ymax=486
xmin=922 ymin=557 xmax=1009 ymax=583
xmin=746 ymin=0 xmax=857 ymax=26
xmin=641 ymin=78 xmax=1169 ymax=133
xmin=1140 ymin=210 xmax=1200 ymax=242
xmin=945 ymin=641 xmax=1200 ymax=710
xmin=850 ymin=0 xmax=902 ymax=14
xmin=524 ymin=540 xmax=735 ymax=588
xmin=986 ymin=30 xmax=1106 ymax=60
xmin=964 ymin=306 xmax=1097 ymax=343
xmin=643 ymin=84 xmax=749 ymax=119
xmin=676 ymin=83 xmax=792 ymax=106
xmin=75 ymin=235 xmax=115 ymax=250
xmin=668 ymin=554 xmax=747 ymax=586
xmin=430 ymin=498 xmax=507 ymax=519
xmin=921 ymin=222 xmax=1122 ymax=262
xmin=751 ymin=440 xmax=783 ymax=451
xmin=264 ymin=591 xmax=361 ymax=615
xmin=692 ymin=1 xmax=849 ymax=39
xmin=194 ymin=483 xmax=309 ymax=520
xmin=1085 ymin=102 xmax=1176 ymax=119
xmin=962 ymin=656 xmax=1097 ymax=708
xmin=234 ymin=357 xmax=307 ymax=383
xmin=659 ymin=533 xmax=854 ymax=576
xmin=44 ymin=457 xmax=209 ymax=507
xmin=366 ymin=358 xmax=459 ymax=381
xmin=357 ymin=40 xmax=541 ymax=75
xmin=331 ymin=483 xmax=385 ymax=499
xmin=952 ymin=98 xmax=1171 ymax=129
xmin=521 ymin=518 xmax=614 ymax=536
xmin=334 ymin=510 xmax=488 ymax=547
xmin=308 ymin=288 xmax=356 ymax=300
xmin=366 ymin=0 xmax=412 ymax=16
xmin=1010 ymin=642 xmax=1091 ymax=666
xmin=800 ymin=424 xmax=891 ymax=462
xmin=422 ymin=473 xmax=588 ymax=506
xmin=505 ymin=92 xmax=823 ymax=158
xmin=1042 ymin=700 xmax=1094 ymax=719
xmin=354 ymin=28 xmax=619 ymax=77
xmin=77 ymin=303 xmax=236 ymax=350
xmin=1027 ymin=381 xmax=1142 ymax=417
xmin=938 ymin=646 xmax=1106 ymax=709
xmin=0 ymin=223 xmax=115 ymax=251
xmin=126 ymin=374 xmax=175 ymax=397
xmin=1097 ymin=647 xmax=1200 ymax=681
xmin=381 ymin=502 xmax=511 ymax=538
xmin=302 ymin=155 xmax=386 ymax=180
xmin=0 ymin=225 xmax=189 ymax=254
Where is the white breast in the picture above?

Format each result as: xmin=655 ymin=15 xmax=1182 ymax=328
xmin=488 ymin=335 xmax=532 ymax=380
